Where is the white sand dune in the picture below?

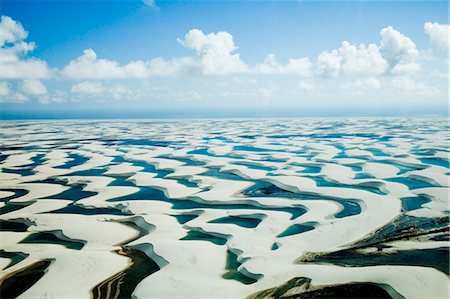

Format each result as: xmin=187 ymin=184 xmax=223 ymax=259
xmin=0 ymin=118 xmax=448 ymax=299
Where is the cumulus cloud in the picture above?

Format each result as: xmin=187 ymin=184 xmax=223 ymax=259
xmin=21 ymin=79 xmax=47 ymax=95
xmin=316 ymin=26 xmax=420 ymax=77
xmin=146 ymin=56 xmax=197 ymax=76
xmin=178 ymin=29 xmax=248 ymax=75
xmin=70 ymin=81 xmax=140 ymax=101
xmin=317 ymin=41 xmax=388 ymax=77
xmin=63 ymin=30 xmax=313 ymax=79
xmin=379 ymin=26 xmax=420 ymax=75
xmin=1 ymin=58 xmax=50 ymax=79
xmin=1 ymin=15 xmax=445 ymax=105
xmin=63 ymin=49 xmax=149 ymax=79
xmin=286 ymin=57 xmax=312 ymax=75
xmin=0 ymin=16 xmax=51 ymax=79
xmin=316 ymin=50 xmax=341 ymax=77
xmin=60 ymin=26 xmax=422 ymax=83
xmin=424 ymin=22 xmax=449 ymax=51
xmin=63 ymin=48 xmax=199 ymax=79
xmin=257 ymin=54 xmax=285 ymax=74
xmin=256 ymin=54 xmax=311 ymax=75
xmin=0 ymin=15 xmax=27 ymax=45
xmin=64 ymin=29 xmax=250 ymax=79
xmin=0 ymin=81 xmax=28 ymax=103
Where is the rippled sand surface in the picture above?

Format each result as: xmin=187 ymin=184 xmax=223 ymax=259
xmin=0 ymin=118 xmax=448 ymax=298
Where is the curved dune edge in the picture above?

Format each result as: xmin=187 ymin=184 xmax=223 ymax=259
xmin=0 ymin=118 xmax=448 ymax=299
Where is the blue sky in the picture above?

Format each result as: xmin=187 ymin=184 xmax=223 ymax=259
xmin=0 ymin=0 xmax=448 ymax=118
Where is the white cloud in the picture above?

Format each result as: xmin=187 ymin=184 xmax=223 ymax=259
xmin=63 ymin=48 xmax=199 ymax=79
xmin=256 ymin=54 xmax=311 ymax=75
xmin=63 ymin=30 xmax=308 ymax=79
xmin=1 ymin=16 xmax=445 ymax=105
xmin=0 ymin=81 xmax=28 ymax=103
xmin=1 ymin=58 xmax=51 ymax=79
xmin=391 ymin=77 xmax=440 ymax=96
xmin=146 ymin=56 xmax=197 ymax=76
xmin=424 ymin=22 xmax=449 ymax=51
xmin=390 ymin=62 xmax=421 ymax=75
xmin=21 ymin=79 xmax=47 ymax=95
xmin=60 ymin=26 xmax=423 ymax=85
xmin=257 ymin=54 xmax=285 ymax=74
xmin=63 ymin=49 xmax=149 ymax=79
xmin=379 ymin=26 xmax=420 ymax=75
xmin=69 ymin=81 xmax=140 ymax=101
xmin=178 ymin=29 xmax=248 ymax=75
xmin=316 ymin=41 xmax=388 ymax=77
xmin=316 ymin=50 xmax=341 ymax=77
xmin=0 ymin=16 xmax=51 ymax=79
xmin=71 ymin=81 xmax=104 ymax=94
xmin=109 ymin=84 xmax=137 ymax=100
xmin=286 ymin=57 xmax=312 ymax=75
xmin=0 ymin=15 xmax=27 ymax=46
xmin=316 ymin=26 xmax=420 ymax=78
xmin=64 ymin=29 xmax=241 ymax=79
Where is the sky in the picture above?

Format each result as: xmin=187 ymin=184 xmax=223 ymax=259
xmin=0 ymin=0 xmax=449 ymax=119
